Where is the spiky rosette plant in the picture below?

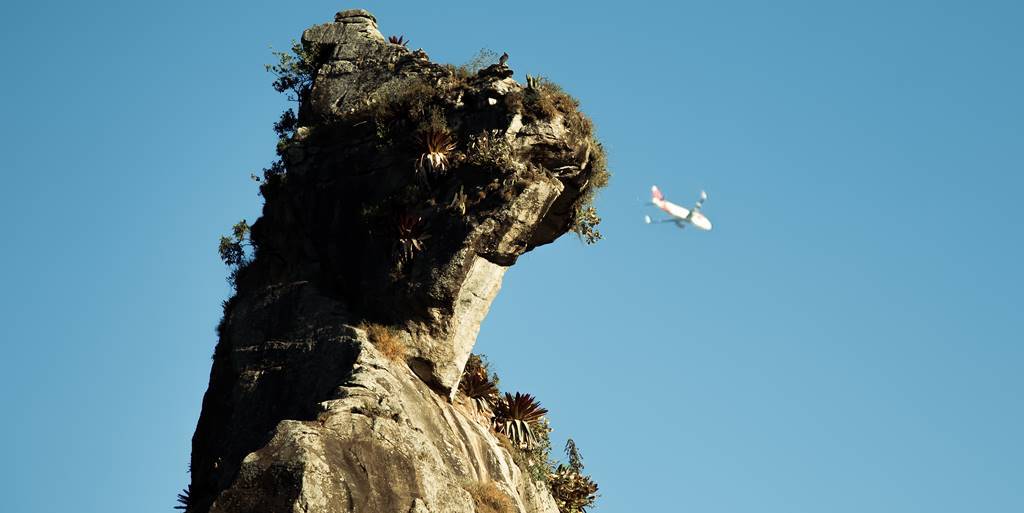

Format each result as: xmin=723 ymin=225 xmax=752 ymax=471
xmin=416 ymin=128 xmax=457 ymax=176
xmin=460 ymin=366 xmax=498 ymax=414
xmin=174 ymin=484 xmax=192 ymax=511
xmin=396 ymin=213 xmax=429 ymax=262
xmin=549 ymin=439 xmax=599 ymax=512
xmin=388 ymin=35 xmax=409 ymax=46
xmin=492 ymin=392 xmax=548 ymax=449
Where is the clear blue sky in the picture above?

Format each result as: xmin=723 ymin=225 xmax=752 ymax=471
xmin=1 ymin=1 xmax=1021 ymax=512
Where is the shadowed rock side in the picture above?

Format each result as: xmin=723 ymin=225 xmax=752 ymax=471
xmin=188 ymin=8 xmax=605 ymax=513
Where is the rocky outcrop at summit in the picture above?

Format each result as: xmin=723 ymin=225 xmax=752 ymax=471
xmin=186 ymin=8 xmax=606 ymax=513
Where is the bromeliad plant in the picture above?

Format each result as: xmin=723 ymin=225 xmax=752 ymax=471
xmin=174 ymin=484 xmax=192 ymax=511
xmin=416 ymin=127 xmax=457 ymax=176
xmin=388 ymin=35 xmax=409 ymax=47
xmin=492 ymin=392 xmax=548 ymax=450
xmin=460 ymin=356 xmax=499 ymax=414
xmin=396 ymin=213 xmax=429 ymax=262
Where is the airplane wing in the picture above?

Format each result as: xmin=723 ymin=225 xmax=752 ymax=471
xmin=645 ymin=215 xmax=687 ymax=228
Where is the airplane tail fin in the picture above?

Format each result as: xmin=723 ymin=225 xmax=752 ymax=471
xmin=693 ymin=190 xmax=707 ymax=212
xmin=651 ymin=185 xmax=664 ymax=201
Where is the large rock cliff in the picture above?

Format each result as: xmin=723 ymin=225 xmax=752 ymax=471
xmin=187 ymin=9 xmax=606 ymax=513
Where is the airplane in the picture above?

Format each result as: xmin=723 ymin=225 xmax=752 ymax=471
xmin=644 ymin=185 xmax=713 ymax=231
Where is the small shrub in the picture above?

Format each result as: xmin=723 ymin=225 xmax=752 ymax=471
xmin=521 ymin=77 xmax=578 ymax=122
xmin=569 ymin=136 xmax=610 ymax=244
xmin=549 ymin=439 xmax=599 ymax=513
xmin=466 ymin=131 xmax=518 ymax=172
xmin=388 ymin=35 xmax=409 ymax=47
xmin=218 ymin=220 xmax=250 ymax=267
xmin=254 ymin=41 xmax=326 ymax=193
xmin=218 ymin=220 xmax=254 ymax=287
xmin=492 ymin=392 xmax=548 ymax=450
xmin=362 ymin=323 xmax=406 ymax=362
xmin=463 ymin=482 xmax=515 ymax=513
xmin=571 ymin=206 xmax=602 ymax=245
xmin=266 ymin=40 xmax=327 ymax=103
xmin=453 ymin=48 xmax=500 ymax=79
xmin=266 ymin=39 xmax=325 ymax=102
xmin=273 ymin=108 xmax=298 ymax=139
xmin=366 ymin=76 xmax=438 ymax=123
xmin=521 ymin=417 xmax=553 ymax=483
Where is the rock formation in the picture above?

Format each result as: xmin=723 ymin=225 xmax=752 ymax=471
xmin=186 ymin=8 xmax=607 ymax=513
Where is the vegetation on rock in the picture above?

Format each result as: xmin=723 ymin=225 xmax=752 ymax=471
xmin=416 ymin=127 xmax=457 ymax=176
xmin=362 ymin=323 xmax=406 ymax=362
xmin=265 ymin=40 xmax=326 ymax=103
xmin=459 ymin=354 xmax=500 ymax=414
xmin=217 ymin=220 xmax=252 ymax=287
xmin=395 ymin=213 xmax=430 ymax=263
xmin=463 ymin=481 xmax=515 ymax=513
xmin=528 ymin=78 xmax=609 ymax=243
xmin=174 ymin=484 xmax=192 ymax=511
xmin=548 ymin=439 xmax=599 ymax=513
xmin=492 ymin=392 xmax=549 ymax=450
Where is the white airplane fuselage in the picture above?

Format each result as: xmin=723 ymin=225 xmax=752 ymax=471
xmin=650 ymin=185 xmax=713 ymax=231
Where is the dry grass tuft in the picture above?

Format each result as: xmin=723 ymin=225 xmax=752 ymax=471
xmin=523 ymin=77 xmax=580 ymax=122
xmin=495 ymin=432 xmax=517 ymax=455
xmin=463 ymin=481 xmax=515 ymax=513
xmin=362 ymin=323 xmax=406 ymax=362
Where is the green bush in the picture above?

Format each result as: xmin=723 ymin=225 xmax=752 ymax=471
xmin=548 ymin=439 xmax=599 ymax=512
xmin=218 ymin=220 xmax=252 ymax=287
xmin=265 ymin=40 xmax=327 ymax=103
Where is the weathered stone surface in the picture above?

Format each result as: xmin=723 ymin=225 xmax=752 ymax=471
xmin=202 ymin=284 xmax=556 ymax=513
xmin=335 ymin=9 xmax=377 ymax=24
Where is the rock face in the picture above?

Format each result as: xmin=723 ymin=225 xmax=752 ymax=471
xmin=187 ymin=9 xmax=606 ymax=513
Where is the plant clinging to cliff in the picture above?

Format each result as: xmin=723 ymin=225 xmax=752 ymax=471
xmin=549 ymin=439 xmax=599 ymax=513
xmin=218 ymin=220 xmax=254 ymax=287
xmin=493 ymin=392 xmax=548 ymax=450
xmin=463 ymin=482 xmax=515 ymax=513
xmin=515 ymin=76 xmax=610 ymax=244
xmin=572 ymin=206 xmax=603 ymax=244
xmin=363 ymin=323 xmax=406 ymax=362
xmin=449 ymin=186 xmax=469 ymax=215
xmin=460 ymin=360 xmax=499 ymax=414
xmin=396 ymin=213 xmax=429 ymax=262
xmin=266 ymin=40 xmax=326 ymax=103
xmin=218 ymin=220 xmax=251 ymax=267
xmin=174 ymin=484 xmax=192 ymax=511
xmin=388 ymin=35 xmax=409 ymax=47
xmin=452 ymin=48 xmax=500 ymax=79
xmin=417 ymin=127 xmax=457 ymax=175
